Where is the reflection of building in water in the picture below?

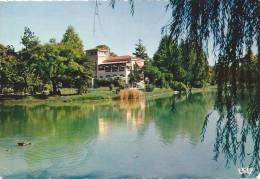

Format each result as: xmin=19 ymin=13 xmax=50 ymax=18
xmin=98 ymin=118 xmax=109 ymax=137
xmin=97 ymin=100 xmax=146 ymax=136
xmin=125 ymin=100 xmax=145 ymax=128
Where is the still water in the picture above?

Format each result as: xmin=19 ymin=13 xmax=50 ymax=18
xmin=0 ymin=92 xmax=258 ymax=178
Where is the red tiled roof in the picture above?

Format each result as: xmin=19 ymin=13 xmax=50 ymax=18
xmin=135 ymin=61 xmax=144 ymax=67
xmin=103 ymin=55 xmax=131 ymax=63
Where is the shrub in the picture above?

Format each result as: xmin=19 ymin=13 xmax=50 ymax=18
xmin=2 ymin=88 xmax=14 ymax=95
xmin=192 ymin=81 xmax=204 ymax=88
xmin=145 ymin=84 xmax=155 ymax=92
xmin=109 ymin=84 xmax=114 ymax=91
xmin=170 ymin=81 xmax=187 ymax=93
xmin=94 ymin=77 xmax=126 ymax=89
xmin=94 ymin=78 xmax=110 ymax=88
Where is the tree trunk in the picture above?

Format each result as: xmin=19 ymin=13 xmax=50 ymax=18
xmin=52 ymin=80 xmax=58 ymax=95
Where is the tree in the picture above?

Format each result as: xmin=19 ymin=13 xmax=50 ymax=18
xmin=0 ymin=44 xmax=20 ymax=92
xmin=152 ymin=35 xmax=209 ymax=88
xmin=239 ymin=49 xmax=257 ymax=89
xmin=112 ymin=0 xmax=259 ymax=92
xmin=164 ymin=0 xmax=260 ymax=95
xmin=18 ymin=27 xmax=41 ymax=93
xmin=73 ymin=54 xmax=93 ymax=94
xmin=60 ymin=25 xmax=93 ymax=93
xmin=144 ymin=60 xmax=162 ymax=86
xmin=21 ymin=27 xmax=40 ymax=49
xmin=153 ymin=36 xmax=182 ymax=77
xmin=184 ymin=43 xmax=208 ymax=88
xmin=0 ymin=26 xmax=93 ymax=96
xmin=32 ymin=43 xmax=67 ymax=95
xmin=133 ymin=39 xmax=148 ymax=59
xmin=33 ymin=41 xmax=92 ymax=95
xmin=129 ymin=64 xmax=143 ymax=87
xmin=96 ymin=44 xmax=110 ymax=49
xmin=61 ymin=25 xmax=84 ymax=58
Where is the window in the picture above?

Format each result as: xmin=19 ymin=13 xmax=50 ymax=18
xmin=99 ymin=51 xmax=107 ymax=56
xmin=88 ymin=51 xmax=96 ymax=56
xmin=112 ymin=65 xmax=118 ymax=72
xmin=119 ymin=65 xmax=125 ymax=71
xmin=98 ymin=65 xmax=104 ymax=71
xmin=105 ymin=66 xmax=111 ymax=72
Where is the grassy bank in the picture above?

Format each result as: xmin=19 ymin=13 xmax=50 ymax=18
xmin=0 ymin=86 xmax=216 ymax=105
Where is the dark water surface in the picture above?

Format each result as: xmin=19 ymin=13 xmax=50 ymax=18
xmin=0 ymin=92 xmax=258 ymax=178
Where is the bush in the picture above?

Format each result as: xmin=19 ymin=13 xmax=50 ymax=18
xmin=109 ymin=84 xmax=114 ymax=91
xmin=170 ymin=81 xmax=187 ymax=93
xmin=94 ymin=77 xmax=126 ymax=89
xmin=145 ymin=84 xmax=155 ymax=92
xmin=192 ymin=81 xmax=204 ymax=88
xmin=2 ymin=88 xmax=14 ymax=95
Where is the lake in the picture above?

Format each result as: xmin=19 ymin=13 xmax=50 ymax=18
xmin=0 ymin=92 xmax=258 ymax=178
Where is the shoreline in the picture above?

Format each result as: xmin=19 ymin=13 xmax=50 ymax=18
xmin=0 ymin=86 xmax=217 ymax=106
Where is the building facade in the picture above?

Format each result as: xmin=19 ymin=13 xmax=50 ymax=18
xmin=86 ymin=46 xmax=144 ymax=85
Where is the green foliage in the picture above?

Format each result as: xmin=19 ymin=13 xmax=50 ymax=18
xmin=207 ymin=66 xmax=215 ymax=85
xmin=21 ymin=27 xmax=40 ymax=49
xmin=169 ymin=81 xmax=187 ymax=93
xmin=2 ymin=87 xmax=14 ymax=95
xmin=144 ymin=60 xmax=162 ymax=86
xmin=238 ymin=49 xmax=258 ymax=89
xmin=133 ymin=39 xmax=148 ymax=59
xmin=96 ymin=44 xmax=109 ymax=49
xmin=109 ymin=83 xmax=114 ymax=91
xmin=0 ymin=25 xmax=93 ymax=96
xmin=152 ymin=36 xmax=208 ymax=88
xmin=164 ymin=0 xmax=259 ymax=96
xmin=95 ymin=76 xmax=125 ymax=89
xmin=192 ymin=81 xmax=204 ymax=88
xmin=61 ymin=25 xmax=84 ymax=58
xmin=145 ymin=83 xmax=155 ymax=92
xmin=129 ymin=64 xmax=143 ymax=86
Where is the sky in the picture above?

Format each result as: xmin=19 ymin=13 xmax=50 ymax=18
xmin=0 ymin=0 xmax=219 ymax=64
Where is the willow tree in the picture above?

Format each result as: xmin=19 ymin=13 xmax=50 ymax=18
xmin=164 ymin=0 xmax=259 ymax=94
xmin=110 ymin=0 xmax=260 ymax=173
xmin=164 ymin=0 xmax=260 ymax=172
xmin=110 ymin=0 xmax=259 ymax=88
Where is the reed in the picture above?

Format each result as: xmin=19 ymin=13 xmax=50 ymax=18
xmin=119 ymin=89 xmax=144 ymax=100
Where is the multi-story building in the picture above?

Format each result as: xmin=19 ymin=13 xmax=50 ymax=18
xmin=86 ymin=46 xmax=144 ymax=85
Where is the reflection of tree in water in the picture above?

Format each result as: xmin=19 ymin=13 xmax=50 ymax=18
xmin=201 ymin=88 xmax=259 ymax=176
xmin=148 ymin=92 xmax=215 ymax=144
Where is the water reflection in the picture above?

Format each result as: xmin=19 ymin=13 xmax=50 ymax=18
xmin=200 ymin=89 xmax=259 ymax=177
xmin=0 ymin=91 xmax=258 ymax=177
xmin=151 ymin=93 xmax=215 ymax=144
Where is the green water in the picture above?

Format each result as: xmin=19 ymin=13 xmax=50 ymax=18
xmin=0 ymin=92 xmax=258 ymax=178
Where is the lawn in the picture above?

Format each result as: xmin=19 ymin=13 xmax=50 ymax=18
xmin=0 ymin=86 xmax=216 ymax=105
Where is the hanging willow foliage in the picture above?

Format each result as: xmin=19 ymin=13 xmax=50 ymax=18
xmin=110 ymin=0 xmax=259 ymax=88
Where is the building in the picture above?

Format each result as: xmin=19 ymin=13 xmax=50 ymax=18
xmin=86 ymin=46 xmax=144 ymax=85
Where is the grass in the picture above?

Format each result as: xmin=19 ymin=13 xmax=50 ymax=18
xmin=0 ymin=86 xmax=216 ymax=105
xmin=0 ymin=87 xmax=115 ymax=105
xmin=144 ymin=88 xmax=175 ymax=100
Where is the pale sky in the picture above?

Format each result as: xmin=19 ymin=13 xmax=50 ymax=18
xmin=0 ymin=0 xmax=219 ymax=65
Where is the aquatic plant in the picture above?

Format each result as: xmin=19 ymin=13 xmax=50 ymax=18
xmin=119 ymin=89 xmax=144 ymax=100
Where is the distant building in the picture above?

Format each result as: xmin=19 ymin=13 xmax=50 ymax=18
xmin=86 ymin=46 xmax=144 ymax=85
